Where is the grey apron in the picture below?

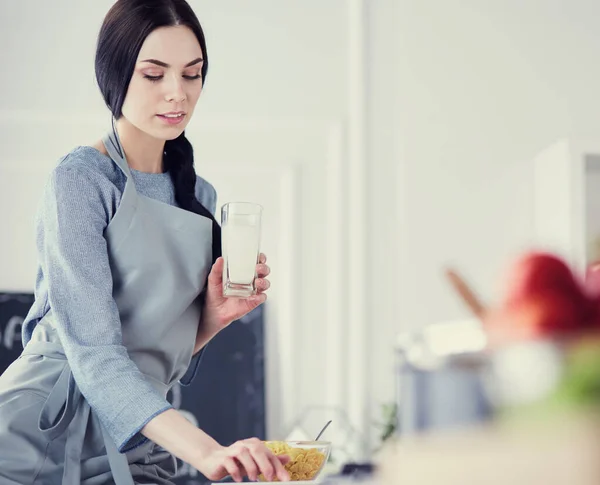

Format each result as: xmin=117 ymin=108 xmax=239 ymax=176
xmin=0 ymin=131 xmax=213 ymax=484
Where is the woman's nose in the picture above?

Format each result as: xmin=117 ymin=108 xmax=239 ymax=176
xmin=165 ymin=75 xmax=186 ymax=103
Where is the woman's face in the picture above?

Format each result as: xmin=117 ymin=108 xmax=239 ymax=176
xmin=121 ymin=25 xmax=205 ymax=140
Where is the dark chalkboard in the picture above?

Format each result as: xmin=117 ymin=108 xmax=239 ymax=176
xmin=0 ymin=292 xmax=33 ymax=370
xmin=0 ymin=292 xmax=266 ymax=485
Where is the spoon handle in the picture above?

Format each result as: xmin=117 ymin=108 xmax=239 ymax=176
xmin=315 ymin=420 xmax=332 ymax=441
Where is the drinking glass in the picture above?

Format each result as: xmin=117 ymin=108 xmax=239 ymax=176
xmin=221 ymin=202 xmax=263 ymax=298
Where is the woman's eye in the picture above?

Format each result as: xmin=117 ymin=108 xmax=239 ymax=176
xmin=143 ymin=74 xmax=163 ymax=82
xmin=183 ymin=74 xmax=202 ymax=81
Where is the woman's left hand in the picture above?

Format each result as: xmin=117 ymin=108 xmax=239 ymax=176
xmin=201 ymin=253 xmax=271 ymax=334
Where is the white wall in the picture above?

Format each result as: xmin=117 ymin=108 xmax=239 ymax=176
xmin=3 ymin=0 xmax=600 ymax=459
xmin=380 ymin=0 xmax=600 ymax=437
xmin=369 ymin=0 xmax=600 ymax=444
xmin=395 ymin=0 xmax=600 ymax=325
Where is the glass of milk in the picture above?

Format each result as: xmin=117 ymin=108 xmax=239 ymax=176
xmin=221 ymin=202 xmax=263 ymax=298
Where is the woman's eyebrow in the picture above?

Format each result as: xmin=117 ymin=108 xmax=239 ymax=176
xmin=139 ymin=57 xmax=204 ymax=68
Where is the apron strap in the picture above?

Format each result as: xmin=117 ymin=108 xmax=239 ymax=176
xmin=22 ymin=341 xmax=135 ymax=485
xmin=61 ymin=400 xmax=91 ymax=484
xmin=36 ymin=364 xmax=82 ymax=440
xmin=101 ymin=422 xmax=135 ymax=485
xmin=102 ymin=129 xmax=134 ymax=180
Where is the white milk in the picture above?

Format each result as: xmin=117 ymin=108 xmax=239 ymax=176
xmin=223 ymin=217 xmax=260 ymax=285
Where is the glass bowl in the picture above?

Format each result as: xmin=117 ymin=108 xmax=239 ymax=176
xmin=259 ymin=440 xmax=332 ymax=482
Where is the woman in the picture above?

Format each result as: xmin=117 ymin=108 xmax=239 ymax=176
xmin=0 ymin=0 xmax=290 ymax=483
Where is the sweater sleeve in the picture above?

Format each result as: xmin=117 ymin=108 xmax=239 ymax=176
xmin=40 ymin=162 xmax=173 ymax=452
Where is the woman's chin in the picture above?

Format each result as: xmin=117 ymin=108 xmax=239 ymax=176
xmin=151 ymin=120 xmax=188 ymax=141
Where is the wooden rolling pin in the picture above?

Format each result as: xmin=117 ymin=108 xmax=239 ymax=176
xmin=444 ymin=267 xmax=487 ymax=320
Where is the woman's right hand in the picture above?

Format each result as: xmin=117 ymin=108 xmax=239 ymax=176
xmin=199 ymin=437 xmax=291 ymax=483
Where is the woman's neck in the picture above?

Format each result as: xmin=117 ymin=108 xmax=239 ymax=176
xmin=115 ymin=118 xmax=165 ymax=174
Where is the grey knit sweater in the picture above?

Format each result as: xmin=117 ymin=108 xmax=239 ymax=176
xmin=20 ymin=145 xmax=217 ymax=451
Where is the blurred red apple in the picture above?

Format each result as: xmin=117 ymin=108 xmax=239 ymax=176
xmin=485 ymin=290 xmax=583 ymax=345
xmin=503 ymin=252 xmax=586 ymax=307
xmin=484 ymin=251 xmax=600 ymax=346
xmin=514 ymin=290 xmax=584 ymax=334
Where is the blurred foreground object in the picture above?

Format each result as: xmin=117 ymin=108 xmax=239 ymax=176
xmin=378 ymin=409 xmax=600 ymax=485
xmin=483 ymin=250 xmax=600 ymax=412
xmin=484 ymin=251 xmax=599 ymax=345
xmin=395 ymin=318 xmax=491 ymax=436
xmin=386 ymin=251 xmax=600 ymax=484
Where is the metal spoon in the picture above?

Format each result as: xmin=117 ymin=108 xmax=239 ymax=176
xmin=314 ymin=420 xmax=332 ymax=441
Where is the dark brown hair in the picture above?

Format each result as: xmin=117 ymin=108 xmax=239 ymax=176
xmin=95 ymin=0 xmax=221 ymax=262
